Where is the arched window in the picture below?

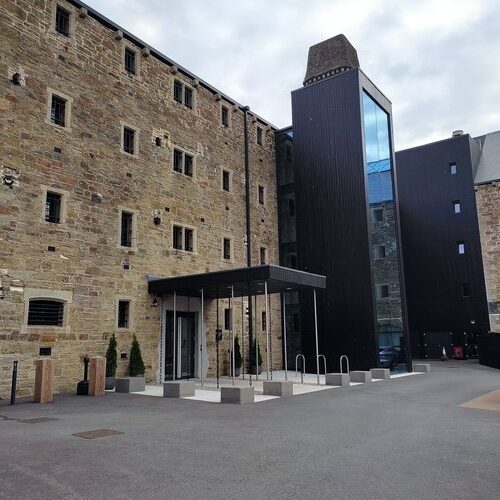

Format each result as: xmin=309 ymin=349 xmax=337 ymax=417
xmin=27 ymin=299 xmax=65 ymax=326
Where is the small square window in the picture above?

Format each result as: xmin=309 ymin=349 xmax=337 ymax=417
xmin=173 ymin=80 xmax=183 ymax=104
xmin=450 ymin=163 xmax=457 ymax=175
xmin=260 ymin=247 xmax=267 ymax=265
xmin=123 ymin=127 xmax=136 ymax=155
xmin=372 ymin=208 xmax=383 ymax=222
xmin=120 ymin=211 xmax=134 ymax=247
xmin=173 ymin=225 xmax=183 ymax=250
xmin=184 ymin=228 xmax=194 ymax=252
xmin=51 ymin=95 xmax=67 ymax=127
xmin=55 ymin=5 xmax=70 ymax=37
xmin=377 ymin=284 xmax=389 ymax=299
xmin=184 ymin=153 xmax=193 ymax=177
xmin=453 ymin=201 xmax=461 ymax=214
xmin=261 ymin=311 xmax=267 ymax=331
xmin=45 ymin=192 xmax=62 ymax=223
xmin=117 ymin=300 xmax=130 ymax=328
xmin=223 ymin=238 xmax=231 ymax=260
xmin=173 ymin=149 xmax=183 ymax=173
xmin=124 ymin=48 xmax=136 ymax=75
xmin=258 ymin=185 xmax=265 ymax=205
xmin=222 ymin=170 xmax=231 ymax=192
xmin=256 ymin=126 xmax=263 ymax=145
xmin=184 ymin=87 xmax=193 ymax=109
xmin=221 ymin=106 xmax=229 ymax=127
xmin=374 ymin=245 xmax=386 ymax=259
xmin=462 ymin=283 xmax=470 ymax=297
xmin=457 ymin=242 xmax=465 ymax=255
xmin=224 ymin=308 xmax=232 ymax=330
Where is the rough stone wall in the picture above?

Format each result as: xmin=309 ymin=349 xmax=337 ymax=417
xmin=476 ymin=182 xmax=500 ymax=332
xmin=0 ymin=0 xmax=280 ymax=398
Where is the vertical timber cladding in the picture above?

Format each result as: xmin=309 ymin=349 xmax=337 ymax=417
xmin=292 ymin=69 xmax=379 ymax=371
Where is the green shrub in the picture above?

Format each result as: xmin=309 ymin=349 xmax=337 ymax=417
xmin=129 ymin=335 xmax=145 ymax=376
xmin=105 ymin=333 xmax=117 ymax=377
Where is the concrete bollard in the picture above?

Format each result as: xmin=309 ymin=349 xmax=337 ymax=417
xmin=34 ymin=358 xmax=54 ymax=403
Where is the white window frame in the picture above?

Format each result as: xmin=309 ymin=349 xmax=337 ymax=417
xmin=46 ymin=88 xmax=73 ymax=131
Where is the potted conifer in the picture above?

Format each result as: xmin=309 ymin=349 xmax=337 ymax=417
xmin=230 ymin=336 xmax=243 ymax=377
xmin=105 ymin=333 xmax=117 ymax=390
xmin=115 ymin=334 xmax=146 ymax=393
xmin=249 ymin=339 xmax=262 ymax=375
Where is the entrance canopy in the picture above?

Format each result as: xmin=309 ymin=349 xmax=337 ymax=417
xmin=147 ymin=264 xmax=326 ymax=298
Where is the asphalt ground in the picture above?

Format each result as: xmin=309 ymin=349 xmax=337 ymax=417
xmin=1 ymin=360 xmax=499 ymax=499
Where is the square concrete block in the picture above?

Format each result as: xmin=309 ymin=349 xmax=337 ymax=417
xmin=220 ymin=386 xmax=254 ymax=404
xmin=350 ymin=371 xmax=372 ymax=383
xmin=371 ymin=368 xmax=390 ymax=380
xmin=163 ymin=381 xmax=195 ymax=398
xmin=325 ymin=373 xmax=350 ymax=387
xmin=263 ymin=381 xmax=294 ymax=397
xmin=115 ymin=376 xmax=145 ymax=393
xmin=414 ymin=363 xmax=431 ymax=373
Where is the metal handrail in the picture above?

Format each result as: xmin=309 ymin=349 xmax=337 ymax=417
xmin=318 ymin=354 xmax=327 ymax=380
xmin=295 ymin=354 xmax=305 ymax=384
xmin=339 ymin=355 xmax=349 ymax=374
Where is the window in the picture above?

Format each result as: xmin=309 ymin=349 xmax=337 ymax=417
xmin=462 ymin=283 xmax=470 ymax=298
xmin=288 ymin=198 xmax=295 ymax=216
xmin=258 ymin=185 xmax=265 ymax=205
xmin=450 ymin=163 xmax=457 ymax=175
xmin=173 ymin=149 xmax=194 ymax=177
xmin=376 ymin=284 xmax=389 ymax=299
xmin=124 ymin=48 xmax=136 ymax=75
xmin=256 ymin=126 xmax=263 ymax=145
xmin=51 ymin=95 xmax=67 ymax=127
xmin=117 ymin=300 xmax=130 ymax=328
xmin=457 ymin=242 xmax=465 ymax=255
xmin=260 ymin=247 xmax=267 ymax=265
xmin=120 ymin=211 xmax=134 ymax=247
xmin=372 ymin=208 xmax=383 ymax=222
xmin=122 ymin=126 xmax=136 ymax=155
xmin=374 ymin=245 xmax=386 ymax=259
xmin=224 ymin=308 xmax=232 ymax=330
xmin=453 ymin=201 xmax=461 ymax=214
xmin=173 ymin=80 xmax=194 ymax=109
xmin=28 ymin=299 xmax=64 ymax=326
xmin=45 ymin=192 xmax=62 ymax=223
xmin=222 ymin=170 xmax=231 ymax=192
xmin=55 ymin=5 xmax=70 ymax=36
xmin=221 ymin=105 xmax=229 ymax=127
xmin=172 ymin=225 xmax=195 ymax=252
xmin=261 ymin=311 xmax=267 ymax=331
xmin=223 ymin=238 xmax=231 ymax=260
xmin=173 ymin=225 xmax=183 ymax=250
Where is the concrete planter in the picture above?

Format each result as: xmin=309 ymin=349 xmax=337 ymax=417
xmin=163 ymin=381 xmax=195 ymax=398
xmin=413 ymin=363 xmax=431 ymax=373
xmin=370 ymin=368 xmax=390 ymax=380
xmin=221 ymin=386 xmax=255 ymax=404
xmin=325 ymin=373 xmax=350 ymax=387
xmin=350 ymin=371 xmax=372 ymax=383
xmin=263 ymin=381 xmax=294 ymax=397
xmin=105 ymin=376 xmax=115 ymax=390
xmin=115 ymin=376 xmax=145 ymax=393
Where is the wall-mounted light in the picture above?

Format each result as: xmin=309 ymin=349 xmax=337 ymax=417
xmin=152 ymin=210 xmax=161 ymax=226
xmin=151 ymin=297 xmax=159 ymax=307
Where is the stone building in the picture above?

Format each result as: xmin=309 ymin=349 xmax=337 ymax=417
xmin=0 ymin=0 xmax=282 ymax=397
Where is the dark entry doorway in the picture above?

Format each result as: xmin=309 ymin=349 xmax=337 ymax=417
xmin=165 ymin=311 xmax=196 ymax=380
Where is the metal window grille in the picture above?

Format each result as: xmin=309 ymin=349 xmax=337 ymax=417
xmin=257 ymin=126 xmax=263 ymax=145
xmin=184 ymin=87 xmax=193 ymax=109
xmin=222 ymin=170 xmax=230 ymax=191
xmin=173 ymin=80 xmax=183 ymax=103
xmin=124 ymin=48 xmax=136 ymax=74
xmin=223 ymin=238 xmax=231 ymax=260
xmin=51 ymin=95 xmax=66 ymax=126
xmin=173 ymin=225 xmax=183 ymax=249
xmin=120 ymin=211 xmax=133 ymax=247
xmin=55 ymin=6 xmax=70 ymax=36
xmin=28 ymin=300 xmax=64 ymax=326
xmin=123 ymin=127 xmax=135 ymax=154
xmin=184 ymin=154 xmax=193 ymax=177
xmin=221 ymin=106 xmax=229 ymax=127
xmin=45 ymin=192 xmax=62 ymax=223
xmin=118 ymin=300 xmax=129 ymax=328
xmin=184 ymin=228 xmax=194 ymax=252
xmin=173 ymin=149 xmax=183 ymax=172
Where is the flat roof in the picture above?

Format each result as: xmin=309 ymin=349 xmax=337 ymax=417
xmin=147 ymin=265 xmax=326 ymax=299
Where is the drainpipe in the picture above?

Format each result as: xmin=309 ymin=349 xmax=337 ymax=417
xmin=242 ymin=105 xmax=254 ymax=362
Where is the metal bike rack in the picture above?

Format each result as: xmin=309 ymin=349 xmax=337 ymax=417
xmin=318 ymin=354 xmax=327 ymax=381
xmin=339 ymin=355 xmax=349 ymax=374
xmin=295 ymin=354 xmax=306 ymax=384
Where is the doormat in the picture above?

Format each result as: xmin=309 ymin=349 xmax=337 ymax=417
xmin=72 ymin=429 xmax=124 ymax=439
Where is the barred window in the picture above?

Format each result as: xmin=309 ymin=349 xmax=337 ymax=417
xmin=221 ymin=106 xmax=229 ymax=127
xmin=222 ymin=170 xmax=231 ymax=192
xmin=258 ymin=185 xmax=265 ymax=205
xmin=28 ymin=299 xmax=64 ymax=326
xmin=55 ymin=6 xmax=70 ymax=36
xmin=123 ymin=127 xmax=135 ymax=154
xmin=120 ymin=211 xmax=133 ymax=247
xmin=173 ymin=80 xmax=183 ymax=104
xmin=117 ymin=300 xmax=130 ymax=328
xmin=124 ymin=48 xmax=136 ymax=75
xmin=184 ymin=153 xmax=193 ymax=177
xmin=51 ymin=95 xmax=66 ymax=127
xmin=223 ymin=238 xmax=231 ymax=260
xmin=260 ymin=247 xmax=267 ymax=265
xmin=173 ymin=149 xmax=184 ymax=173
xmin=256 ymin=126 xmax=263 ymax=145
xmin=173 ymin=225 xmax=183 ymax=250
xmin=184 ymin=87 xmax=193 ymax=109
xmin=45 ymin=192 xmax=62 ymax=223
xmin=184 ymin=228 xmax=194 ymax=252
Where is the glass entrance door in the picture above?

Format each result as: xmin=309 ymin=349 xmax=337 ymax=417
xmin=164 ymin=311 xmax=196 ymax=380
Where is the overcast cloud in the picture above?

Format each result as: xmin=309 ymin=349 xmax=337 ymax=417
xmin=85 ymin=0 xmax=500 ymax=150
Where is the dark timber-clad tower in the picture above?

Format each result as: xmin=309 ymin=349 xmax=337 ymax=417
xmin=286 ymin=35 xmax=411 ymax=371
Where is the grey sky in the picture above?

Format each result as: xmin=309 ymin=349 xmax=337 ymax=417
xmin=85 ymin=0 xmax=500 ymax=150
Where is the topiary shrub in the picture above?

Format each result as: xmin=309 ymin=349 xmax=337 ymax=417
xmin=105 ymin=333 xmax=117 ymax=377
xmin=249 ymin=339 xmax=262 ymax=373
xmin=129 ymin=335 xmax=145 ymax=377
xmin=234 ymin=336 xmax=242 ymax=369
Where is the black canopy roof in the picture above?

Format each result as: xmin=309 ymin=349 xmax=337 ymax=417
xmin=147 ymin=265 xmax=326 ymax=299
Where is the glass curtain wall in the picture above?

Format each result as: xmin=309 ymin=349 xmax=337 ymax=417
xmin=362 ymin=92 xmax=406 ymax=369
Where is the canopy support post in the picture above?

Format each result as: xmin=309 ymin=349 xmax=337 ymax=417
xmin=200 ymin=288 xmax=204 ymax=387
xmin=313 ymin=289 xmax=320 ymax=385
xmin=281 ymin=291 xmax=288 ymax=381
xmin=173 ymin=291 xmax=177 ymax=381
xmin=265 ymin=281 xmax=270 ymax=381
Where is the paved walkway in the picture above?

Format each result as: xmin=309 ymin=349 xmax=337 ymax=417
xmin=0 ymin=361 xmax=499 ymax=499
